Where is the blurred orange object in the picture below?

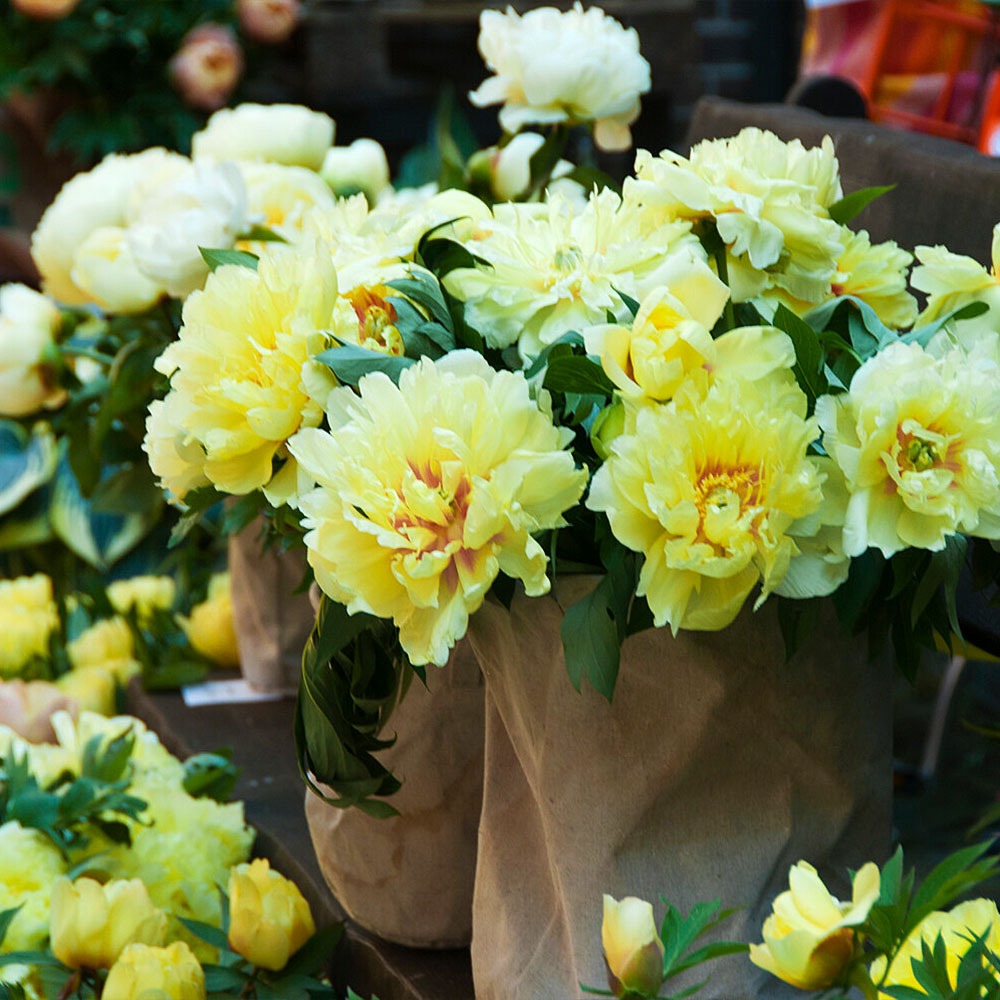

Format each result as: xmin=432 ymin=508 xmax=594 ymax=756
xmin=801 ymin=0 xmax=1000 ymax=144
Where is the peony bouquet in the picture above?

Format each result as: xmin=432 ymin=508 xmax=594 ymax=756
xmin=123 ymin=4 xmax=1000 ymax=813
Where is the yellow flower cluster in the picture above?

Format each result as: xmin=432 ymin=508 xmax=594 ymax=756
xmin=0 ymin=575 xmax=58 ymax=678
xmin=291 ymin=351 xmax=588 ymax=665
xmin=0 ymin=711 xmax=253 ymax=964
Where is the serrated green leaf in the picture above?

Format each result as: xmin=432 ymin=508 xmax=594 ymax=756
xmin=772 ymin=304 xmax=827 ymax=408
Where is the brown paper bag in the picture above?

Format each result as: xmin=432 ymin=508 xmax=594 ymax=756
xmin=227 ymin=521 xmax=315 ymax=695
xmin=467 ymin=580 xmax=892 ymax=1000
xmin=305 ymin=639 xmax=485 ymax=948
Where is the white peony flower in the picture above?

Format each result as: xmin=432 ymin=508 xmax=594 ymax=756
xmin=0 ymin=284 xmax=65 ymax=417
xmin=469 ymin=3 xmax=650 ymax=151
xmin=320 ymin=138 xmax=391 ymax=201
xmin=192 ymin=102 xmax=335 ymax=171
xmin=71 ymin=227 xmax=164 ymax=314
xmin=30 ymin=148 xmax=187 ymax=305
xmin=128 ymin=161 xmax=250 ymax=299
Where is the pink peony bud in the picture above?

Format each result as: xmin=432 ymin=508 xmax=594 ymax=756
xmin=169 ymin=24 xmax=244 ymax=112
xmin=0 ymin=679 xmax=77 ymax=744
xmin=237 ymin=0 xmax=300 ymax=45
xmin=11 ymin=0 xmax=79 ymax=19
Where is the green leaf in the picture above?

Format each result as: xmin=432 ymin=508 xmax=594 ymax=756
xmin=240 ymin=225 xmax=287 ymax=243
xmin=387 ymin=272 xmax=454 ymax=334
xmin=178 ymin=917 xmax=230 ymax=951
xmin=314 ymin=344 xmax=415 ymax=387
xmin=776 ymin=597 xmax=821 ymax=661
xmin=182 ymin=751 xmax=241 ymax=802
xmin=560 ymin=551 xmax=635 ymax=701
xmin=833 ymin=550 xmax=884 ymax=632
xmin=0 ymin=907 xmax=22 ymax=950
xmin=199 ymin=247 xmax=259 ymax=272
xmin=772 ymin=304 xmax=827 ymax=409
xmin=543 ymin=355 xmax=615 ymax=396
xmin=281 ymin=922 xmax=344 ymax=977
xmin=0 ymin=421 xmax=57 ymax=518
xmin=828 ymin=184 xmax=896 ymax=225
xmin=50 ymin=454 xmax=161 ymax=570
xmin=564 ymin=165 xmax=621 ymax=196
xmin=905 ymin=841 xmax=999 ymax=935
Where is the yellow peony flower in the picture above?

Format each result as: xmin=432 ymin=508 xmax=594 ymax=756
xmin=912 ymin=223 xmax=1000 ymax=332
xmin=587 ymin=371 xmax=826 ymax=632
xmin=583 ymin=263 xmax=797 ymax=404
xmin=759 ymin=228 xmax=917 ymax=330
xmin=818 ymin=341 xmax=1000 ymax=557
xmin=290 ymin=351 xmax=588 ymax=666
xmin=869 ymin=898 xmax=1000 ymax=996
xmin=107 ymin=576 xmax=176 ymax=622
xmin=444 ymin=188 xmax=696 ymax=360
xmin=468 ymin=3 xmax=651 ymax=151
xmin=71 ymin=226 xmax=164 ymax=314
xmin=750 ymin=860 xmax=880 ymax=990
xmin=55 ymin=665 xmax=118 ymax=716
xmin=320 ymin=139 xmax=391 ymax=201
xmin=146 ymin=244 xmax=338 ymax=499
xmin=239 ymin=162 xmax=336 ymax=247
xmin=66 ymin=612 xmax=135 ymax=669
xmin=602 ymin=895 xmax=665 ymax=998
xmin=227 ymin=858 xmax=315 ymax=971
xmin=0 ymin=574 xmax=59 ymax=678
xmin=50 ymin=876 xmax=168 ymax=969
xmin=103 ymin=940 xmax=206 ymax=1000
xmin=30 ymin=148 xmax=187 ymax=306
xmin=192 ymin=103 xmax=334 ymax=171
xmin=628 ymin=128 xmax=844 ymax=304
xmin=181 ymin=573 xmax=239 ymax=669
xmin=0 ymin=283 xmax=66 ymax=417
xmin=0 ymin=820 xmax=68 ymax=952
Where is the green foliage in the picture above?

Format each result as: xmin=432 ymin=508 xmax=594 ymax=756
xmin=201 ymin=248 xmax=260 ymax=273
xmin=182 ymin=749 xmax=241 ymax=802
xmin=295 ymin=595 xmax=409 ymax=817
xmin=0 ymin=731 xmax=147 ymax=858
xmin=0 ymin=0 xmax=243 ymax=164
xmin=828 ymin=184 xmax=896 ymax=225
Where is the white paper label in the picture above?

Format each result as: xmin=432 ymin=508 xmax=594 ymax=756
xmin=181 ymin=678 xmax=285 ymax=706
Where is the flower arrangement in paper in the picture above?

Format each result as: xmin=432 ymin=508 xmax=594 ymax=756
xmin=122 ymin=3 xmax=1000 ymax=818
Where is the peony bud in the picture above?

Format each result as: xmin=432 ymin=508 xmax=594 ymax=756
xmin=602 ymin=895 xmax=665 ymax=998
xmin=750 ymin=861 xmax=880 ymax=990
xmin=0 ymin=283 xmax=65 ymax=417
xmin=320 ymin=139 xmax=390 ymax=201
xmin=590 ymin=400 xmax=626 ymax=462
xmin=103 ymin=941 xmax=206 ymax=1000
xmin=0 ymin=679 xmax=76 ymax=744
xmin=169 ymin=24 xmax=244 ymax=112
xmin=50 ymin=876 xmax=168 ymax=970
xmin=227 ymin=858 xmax=315 ymax=971
xmin=12 ymin=0 xmax=78 ymax=18
xmin=182 ymin=573 xmax=240 ymax=669
xmin=237 ymin=0 xmax=300 ymax=45
xmin=107 ymin=575 xmax=176 ymax=623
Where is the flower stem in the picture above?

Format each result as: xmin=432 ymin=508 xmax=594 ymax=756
xmin=712 ymin=241 xmax=737 ymax=333
xmin=524 ymin=123 xmax=571 ymax=201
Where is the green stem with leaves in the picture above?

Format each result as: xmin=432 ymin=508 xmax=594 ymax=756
xmin=523 ymin=123 xmax=571 ymax=201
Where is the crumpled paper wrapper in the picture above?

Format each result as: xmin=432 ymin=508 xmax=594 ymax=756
xmin=305 ymin=639 xmax=485 ymax=948
xmin=228 ymin=521 xmax=314 ymax=695
xmin=467 ymin=579 xmax=892 ymax=1000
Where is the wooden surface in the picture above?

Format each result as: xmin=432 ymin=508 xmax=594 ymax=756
xmin=126 ymin=680 xmax=475 ymax=1000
